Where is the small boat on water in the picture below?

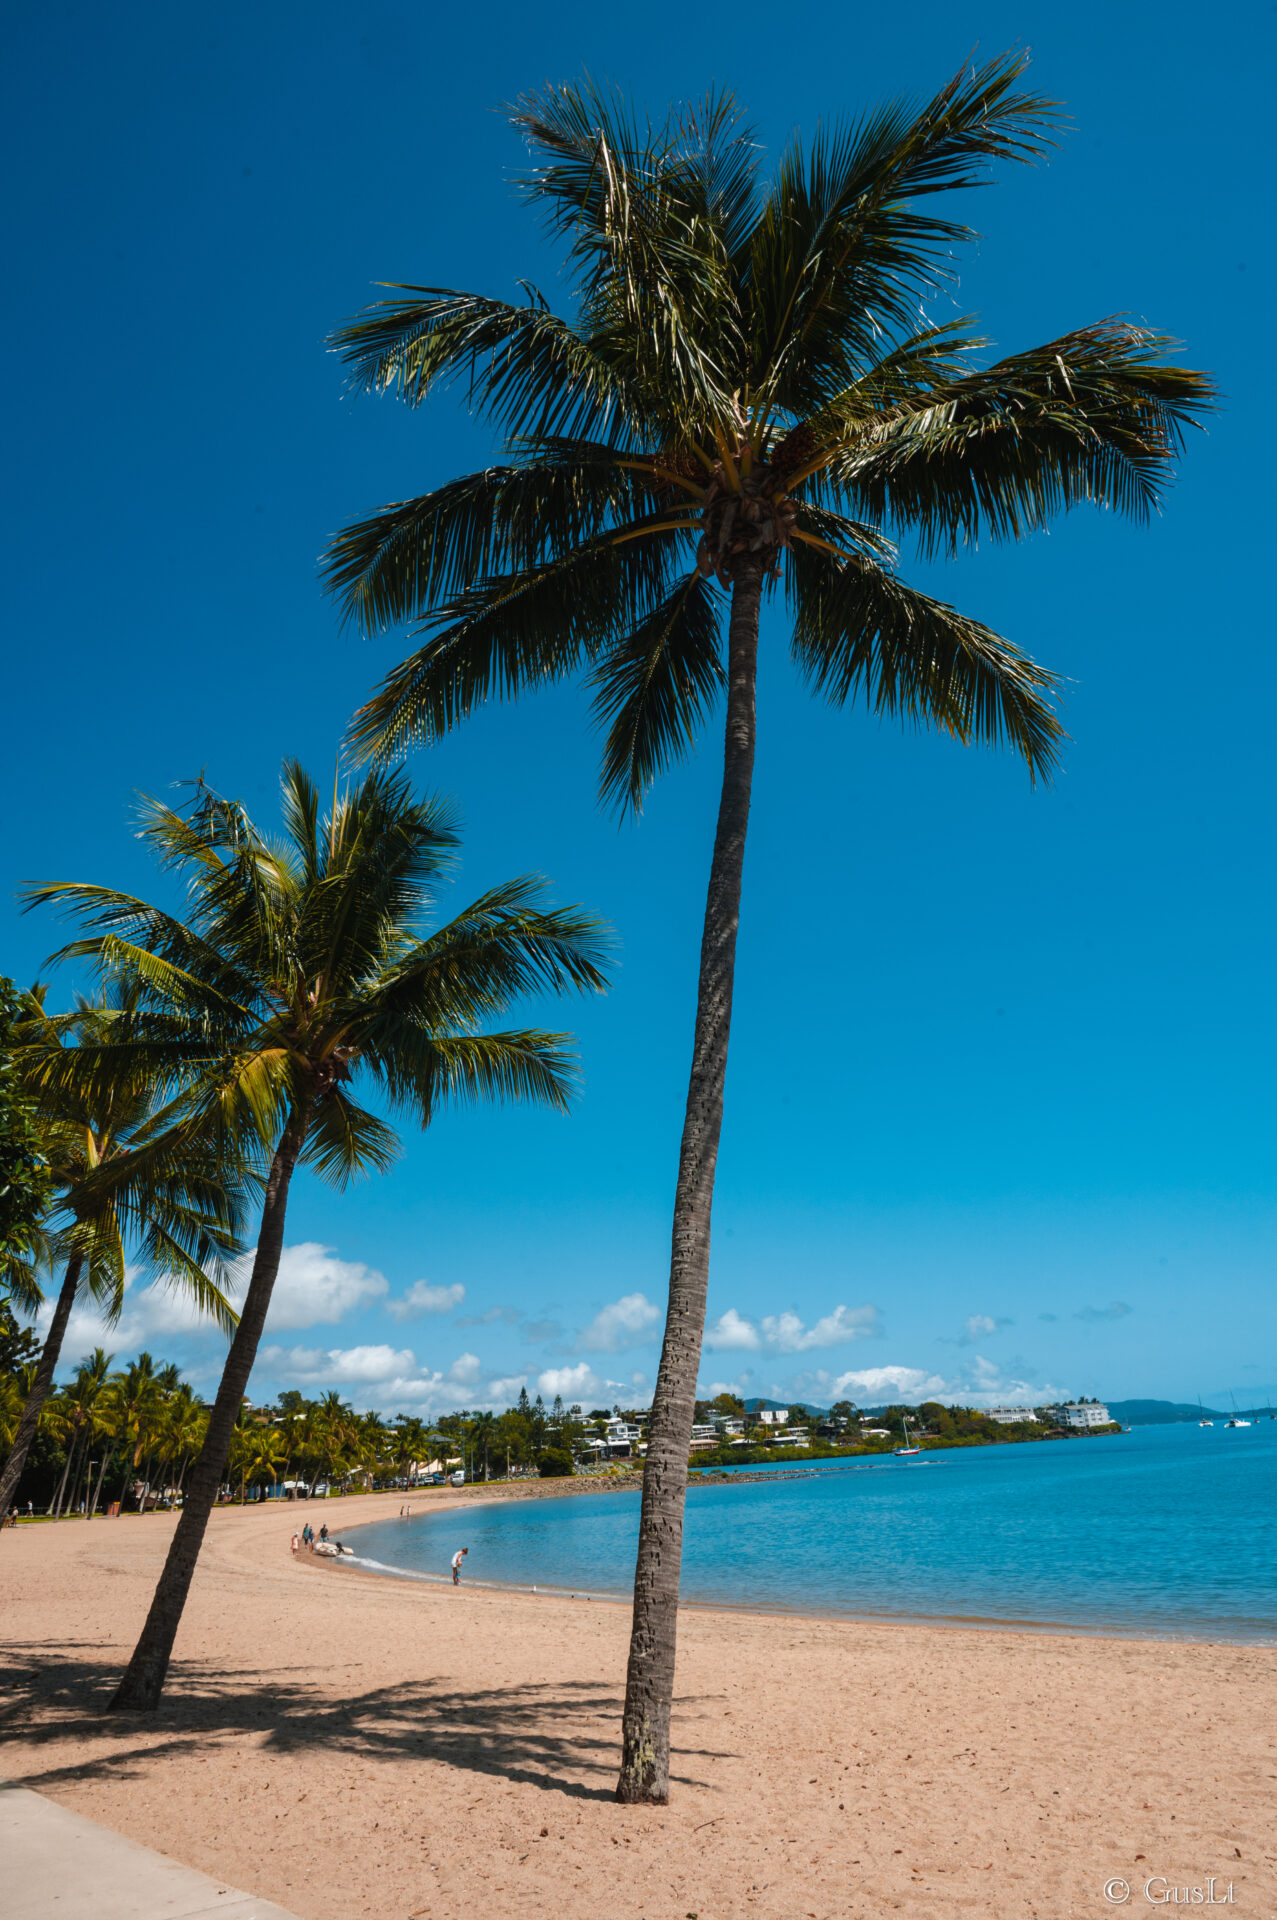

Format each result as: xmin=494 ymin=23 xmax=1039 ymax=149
xmin=894 ymin=1415 xmax=922 ymax=1457
xmin=1224 ymin=1392 xmax=1251 ymax=1429
xmin=1198 ymin=1397 xmax=1213 ymax=1428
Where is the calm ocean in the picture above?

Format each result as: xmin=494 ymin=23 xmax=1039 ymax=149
xmin=347 ymin=1420 xmax=1277 ymax=1643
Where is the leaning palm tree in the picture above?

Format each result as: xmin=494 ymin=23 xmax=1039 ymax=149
xmin=324 ymin=59 xmax=1212 ymax=1800
xmin=27 ymin=757 xmax=609 ymax=1709
xmin=0 ymin=992 xmax=242 ymax=1528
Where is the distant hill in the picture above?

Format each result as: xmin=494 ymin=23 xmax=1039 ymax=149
xmin=742 ymin=1397 xmax=830 ymax=1418
xmin=1107 ymin=1399 xmax=1227 ymax=1424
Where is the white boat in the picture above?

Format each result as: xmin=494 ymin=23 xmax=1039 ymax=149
xmin=1198 ymin=1397 xmax=1213 ymax=1428
xmin=1225 ymin=1393 xmax=1251 ymax=1428
xmin=893 ymin=1415 xmax=922 ymax=1457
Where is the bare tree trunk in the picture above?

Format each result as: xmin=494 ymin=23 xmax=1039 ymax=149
xmin=107 ymin=1101 xmax=310 ymax=1712
xmin=78 ymin=1438 xmax=98 ymax=1516
xmin=616 ymin=561 xmax=762 ymax=1803
xmin=0 ymin=1255 xmax=83 ymax=1532
xmin=50 ymin=1427 xmax=78 ymax=1518
xmin=88 ymin=1448 xmax=113 ymax=1519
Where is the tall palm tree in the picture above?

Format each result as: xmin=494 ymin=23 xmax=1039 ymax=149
xmin=229 ymin=1407 xmax=285 ymax=1504
xmin=104 ymin=1352 xmax=164 ymax=1511
xmin=47 ymin=1347 xmax=113 ymax=1516
xmin=324 ymin=61 xmax=1212 ymax=1800
xmin=471 ymin=1408 xmax=496 ymax=1479
xmin=392 ymin=1413 xmax=428 ymax=1485
xmin=27 ymin=757 xmax=609 ymax=1709
xmin=0 ymin=993 xmax=242 ymax=1529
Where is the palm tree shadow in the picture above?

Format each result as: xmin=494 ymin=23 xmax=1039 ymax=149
xmin=1 ymin=1643 xmax=728 ymax=1802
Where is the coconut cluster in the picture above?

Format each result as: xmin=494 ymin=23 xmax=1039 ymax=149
xmin=694 ymin=451 xmax=799 ymax=586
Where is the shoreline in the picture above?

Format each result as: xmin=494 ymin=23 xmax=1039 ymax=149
xmin=318 ymin=1476 xmax=1277 ymax=1651
xmin=5 ymin=1488 xmax=1274 ymax=1919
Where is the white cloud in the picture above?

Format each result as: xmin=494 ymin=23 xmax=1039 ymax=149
xmin=704 ymin=1308 xmax=761 ymax=1351
xmin=576 ymin=1292 xmax=661 ymax=1353
xmin=538 ymin=1361 xmax=603 ymax=1402
xmin=446 ymin=1352 xmax=482 ymax=1385
xmin=704 ymin=1302 xmax=878 ymax=1354
xmin=760 ymin=1304 xmax=879 ymax=1353
xmin=486 ymin=1374 xmax=528 ymax=1402
xmin=387 ymin=1280 xmax=466 ymax=1322
xmin=43 ymin=1271 xmax=219 ymax=1362
xmin=42 ymin=1242 xmax=392 ymax=1378
xmin=825 ymin=1357 xmax=1077 ymax=1411
xmin=256 ymin=1342 xmax=416 ymax=1385
xmin=951 ymin=1313 xmax=1014 ymax=1346
xmin=227 ymin=1243 xmax=389 ymax=1332
xmin=830 ymin=1364 xmax=952 ymax=1403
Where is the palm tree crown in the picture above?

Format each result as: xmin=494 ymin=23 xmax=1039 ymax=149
xmin=326 ymin=57 xmax=1211 ymax=798
xmin=28 ymin=760 xmax=610 ymax=1169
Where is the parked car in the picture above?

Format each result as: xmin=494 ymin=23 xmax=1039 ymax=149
xmin=449 ymin=1470 xmax=465 ymax=1486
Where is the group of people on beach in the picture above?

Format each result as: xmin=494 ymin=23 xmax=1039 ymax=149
xmin=291 ymin=1522 xmax=329 ymax=1553
xmin=287 ymin=1513 xmax=468 ymax=1582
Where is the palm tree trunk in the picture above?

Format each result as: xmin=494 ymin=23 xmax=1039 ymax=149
xmin=89 ymin=1448 xmax=113 ymax=1519
xmin=0 ymin=1254 xmax=83 ymax=1533
xmin=616 ymin=559 xmax=763 ymax=1804
xmin=107 ymin=1100 xmax=310 ymax=1712
xmin=78 ymin=1438 xmax=98 ymax=1516
xmin=50 ymin=1429 xmax=78 ymax=1518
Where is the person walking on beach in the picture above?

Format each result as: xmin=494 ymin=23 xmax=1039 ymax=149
xmin=451 ymin=1547 xmax=467 ymax=1585
xmin=319 ymin=1523 xmax=328 ymax=1544
xmin=291 ymin=1530 xmax=299 ymax=1553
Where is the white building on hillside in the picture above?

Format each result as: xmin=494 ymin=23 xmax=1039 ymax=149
xmin=987 ymin=1407 xmax=1039 ymax=1425
xmin=1055 ymin=1402 xmax=1111 ymax=1428
xmin=756 ymin=1408 xmax=788 ymax=1426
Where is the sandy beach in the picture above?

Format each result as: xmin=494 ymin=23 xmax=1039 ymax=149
xmin=2 ymin=1487 xmax=1274 ymax=1919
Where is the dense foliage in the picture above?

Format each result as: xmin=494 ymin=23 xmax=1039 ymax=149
xmin=0 ymin=976 xmax=50 ymax=1282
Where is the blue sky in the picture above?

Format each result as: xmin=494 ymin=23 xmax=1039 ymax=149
xmin=4 ymin=1 xmax=1273 ymax=1414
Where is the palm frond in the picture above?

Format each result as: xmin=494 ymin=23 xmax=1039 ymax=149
xmin=328 ymin=286 xmax=635 ymax=441
xmin=346 ymin=528 xmax=682 ymax=762
xmin=362 ymin=880 xmax=612 ymax=1041
xmin=816 ymin=321 xmax=1217 ymax=553
xmin=788 ymin=532 xmax=1063 ymax=780
xmin=746 ymin=53 xmax=1061 ymax=412
xmin=591 ymin=572 xmax=726 ymax=812
xmin=402 ymin=1030 xmax=581 ymax=1118
xmin=302 ymin=1092 xmax=400 ymax=1191
xmin=323 ymin=456 xmax=645 ymax=634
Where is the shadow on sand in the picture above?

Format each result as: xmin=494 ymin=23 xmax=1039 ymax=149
xmin=1 ymin=1643 xmax=727 ymax=1802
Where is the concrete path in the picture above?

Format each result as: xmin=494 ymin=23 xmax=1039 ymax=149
xmin=1 ymin=1780 xmax=304 ymax=1920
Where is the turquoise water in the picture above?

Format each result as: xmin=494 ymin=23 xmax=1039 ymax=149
xmin=348 ymin=1421 xmax=1277 ymax=1642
